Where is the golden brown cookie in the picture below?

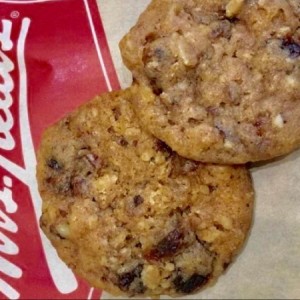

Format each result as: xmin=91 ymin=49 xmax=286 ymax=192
xmin=120 ymin=0 xmax=300 ymax=163
xmin=37 ymin=88 xmax=254 ymax=297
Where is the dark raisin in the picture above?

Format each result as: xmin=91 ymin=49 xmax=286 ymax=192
xmin=119 ymin=273 xmax=135 ymax=290
xmin=254 ymin=120 xmax=262 ymax=127
xmin=118 ymin=137 xmax=128 ymax=147
xmin=145 ymin=229 xmax=183 ymax=260
xmin=173 ymin=273 xmax=209 ymax=294
xmin=170 ymin=157 xmax=202 ymax=178
xmin=125 ymin=235 xmax=132 ymax=241
xmin=214 ymin=222 xmax=225 ymax=231
xmin=154 ymin=48 xmax=165 ymax=60
xmin=188 ymin=118 xmax=201 ymax=125
xmin=226 ymin=16 xmax=239 ymax=23
xmin=134 ymin=282 xmax=146 ymax=294
xmin=150 ymin=78 xmax=163 ymax=95
xmin=47 ymin=158 xmax=61 ymax=170
xmin=281 ymin=39 xmax=300 ymax=58
xmin=59 ymin=209 xmax=68 ymax=217
xmin=71 ymin=176 xmax=88 ymax=196
xmin=216 ymin=126 xmax=226 ymax=140
xmin=208 ymin=185 xmax=217 ymax=193
xmin=135 ymin=242 xmax=142 ymax=248
xmin=211 ymin=20 xmax=232 ymax=39
xmin=206 ymin=106 xmax=219 ymax=116
xmin=155 ymin=140 xmax=173 ymax=158
xmin=118 ymin=264 xmax=143 ymax=291
xmin=145 ymin=32 xmax=158 ymax=43
xmin=107 ymin=126 xmax=115 ymax=134
xmin=253 ymin=119 xmax=265 ymax=137
xmin=112 ymin=107 xmax=121 ymax=121
xmin=45 ymin=177 xmax=54 ymax=184
xmin=133 ymin=195 xmax=144 ymax=207
xmin=58 ymin=181 xmax=71 ymax=194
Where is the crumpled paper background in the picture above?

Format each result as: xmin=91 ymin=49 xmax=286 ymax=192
xmin=98 ymin=1 xmax=300 ymax=298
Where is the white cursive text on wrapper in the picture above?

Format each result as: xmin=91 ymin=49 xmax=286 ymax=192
xmin=0 ymin=20 xmax=15 ymax=151
xmin=0 ymin=18 xmax=22 ymax=300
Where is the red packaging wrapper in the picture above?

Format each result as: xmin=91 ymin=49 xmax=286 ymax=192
xmin=0 ymin=0 xmax=117 ymax=298
xmin=0 ymin=0 xmax=299 ymax=299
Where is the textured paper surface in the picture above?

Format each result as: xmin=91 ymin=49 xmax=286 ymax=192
xmin=99 ymin=1 xmax=300 ymax=299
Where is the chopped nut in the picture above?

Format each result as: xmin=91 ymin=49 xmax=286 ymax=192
xmin=148 ymin=191 xmax=159 ymax=205
xmin=199 ymin=185 xmax=210 ymax=195
xmin=125 ymin=128 xmax=141 ymax=136
xmin=91 ymin=108 xmax=98 ymax=117
xmin=154 ymin=153 xmax=166 ymax=164
xmin=56 ymin=223 xmax=70 ymax=238
xmin=226 ymin=0 xmax=245 ymax=18
xmin=217 ymin=216 xmax=233 ymax=230
xmin=278 ymin=27 xmax=291 ymax=35
xmin=77 ymin=148 xmax=90 ymax=157
xmin=165 ymin=263 xmax=175 ymax=272
xmin=286 ymin=76 xmax=297 ymax=88
xmin=141 ymin=151 xmax=153 ymax=162
xmin=141 ymin=265 xmax=161 ymax=289
xmin=120 ymin=248 xmax=131 ymax=256
xmin=94 ymin=174 xmax=118 ymax=193
xmin=161 ymin=280 xmax=171 ymax=289
xmin=87 ymin=215 xmax=98 ymax=229
xmin=177 ymin=37 xmax=198 ymax=66
xmin=273 ymin=114 xmax=284 ymax=128
xmin=146 ymin=60 xmax=159 ymax=69
xmin=224 ymin=140 xmax=234 ymax=149
xmin=201 ymin=227 xmax=221 ymax=243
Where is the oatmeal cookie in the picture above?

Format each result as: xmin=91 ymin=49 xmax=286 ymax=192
xmin=37 ymin=88 xmax=254 ymax=297
xmin=120 ymin=0 xmax=300 ymax=163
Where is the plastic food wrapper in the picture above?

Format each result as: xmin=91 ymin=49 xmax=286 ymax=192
xmin=0 ymin=0 xmax=299 ymax=299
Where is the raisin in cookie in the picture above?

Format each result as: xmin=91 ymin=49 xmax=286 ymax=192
xmin=120 ymin=0 xmax=300 ymax=164
xmin=37 ymin=88 xmax=254 ymax=297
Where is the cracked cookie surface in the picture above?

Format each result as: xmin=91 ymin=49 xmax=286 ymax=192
xmin=37 ymin=88 xmax=254 ymax=297
xmin=120 ymin=0 xmax=300 ymax=163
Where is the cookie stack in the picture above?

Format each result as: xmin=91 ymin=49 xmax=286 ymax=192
xmin=37 ymin=0 xmax=300 ymax=298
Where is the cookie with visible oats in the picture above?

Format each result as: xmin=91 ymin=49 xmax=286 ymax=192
xmin=120 ymin=0 xmax=300 ymax=164
xmin=37 ymin=88 xmax=254 ymax=297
